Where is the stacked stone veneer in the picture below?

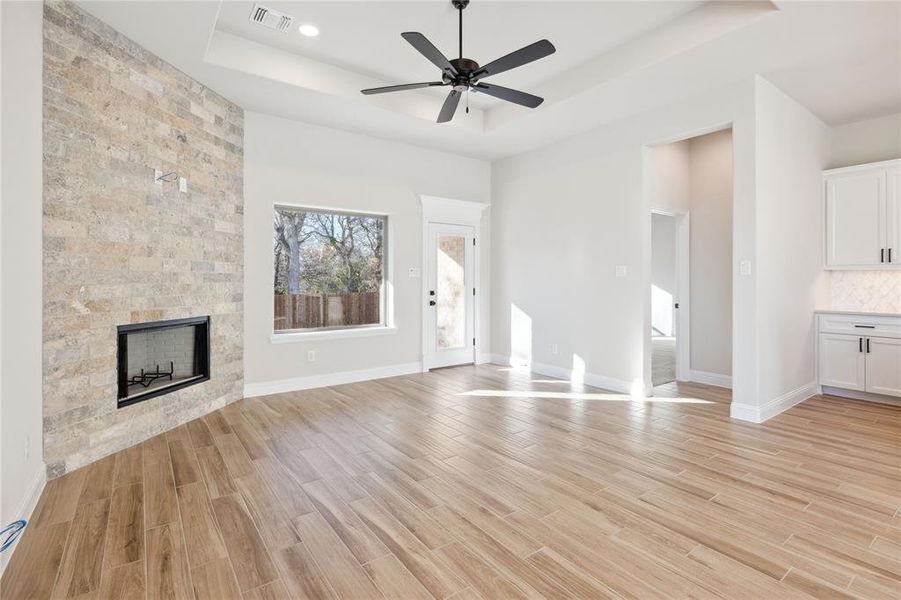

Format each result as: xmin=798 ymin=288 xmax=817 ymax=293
xmin=43 ymin=1 xmax=244 ymax=477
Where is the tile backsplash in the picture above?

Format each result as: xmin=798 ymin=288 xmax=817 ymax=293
xmin=830 ymin=271 xmax=901 ymax=313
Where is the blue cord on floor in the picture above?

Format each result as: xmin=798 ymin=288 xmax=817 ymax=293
xmin=0 ymin=520 xmax=26 ymax=553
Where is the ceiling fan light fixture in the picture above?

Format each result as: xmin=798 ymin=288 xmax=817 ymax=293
xmin=298 ymin=23 xmax=320 ymax=37
xmin=359 ymin=0 xmax=555 ymax=123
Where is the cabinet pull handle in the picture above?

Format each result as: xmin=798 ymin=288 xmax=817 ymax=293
xmin=854 ymin=324 xmax=875 ymax=328
xmin=866 ymin=338 xmax=870 ymax=353
xmin=889 ymin=248 xmax=893 ymax=263
xmin=859 ymin=337 xmax=863 ymax=352
xmin=881 ymin=248 xmax=885 ymax=263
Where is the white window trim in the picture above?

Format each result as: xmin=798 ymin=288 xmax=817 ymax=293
xmin=270 ymin=325 xmax=397 ymax=344
xmin=271 ymin=203 xmax=395 ymax=342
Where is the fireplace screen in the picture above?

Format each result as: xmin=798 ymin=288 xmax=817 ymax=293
xmin=117 ymin=316 xmax=210 ymax=408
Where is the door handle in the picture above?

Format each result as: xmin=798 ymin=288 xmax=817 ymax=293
xmin=859 ymin=337 xmax=863 ymax=352
xmin=881 ymin=248 xmax=885 ymax=263
xmin=866 ymin=338 xmax=870 ymax=353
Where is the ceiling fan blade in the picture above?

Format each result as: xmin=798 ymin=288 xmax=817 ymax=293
xmin=401 ymin=32 xmax=458 ymax=76
xmin=437 ymin=89 xmax=461 ymax=123
xmin=474 ymin=39 xmax=556 ymax=79
xmin=474 ymin=83 xmax=543 ymax=108
xmin=361 ymin=82 xmax=446 ymax=95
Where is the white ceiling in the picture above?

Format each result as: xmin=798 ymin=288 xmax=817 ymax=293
xmin=215 ymin=1 xmax=703 ymax=108
xmin=76 ymin=1 xmax=901 ymax=160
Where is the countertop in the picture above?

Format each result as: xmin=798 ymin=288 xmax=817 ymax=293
xmin=814 ymin=308 xmax=901 ymax=318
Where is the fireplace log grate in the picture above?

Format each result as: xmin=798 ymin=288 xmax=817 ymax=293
xmin=127 ymin=361 xmax=175 ymax=388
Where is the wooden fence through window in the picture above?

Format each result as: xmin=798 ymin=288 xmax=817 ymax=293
xmin=274 ymin=292 xmax=381 ymax=330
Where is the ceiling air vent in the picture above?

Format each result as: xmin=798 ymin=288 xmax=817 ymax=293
xmin=249 ymin=3 xmax=295 ymax=33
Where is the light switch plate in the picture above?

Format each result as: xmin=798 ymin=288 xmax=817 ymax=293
xmin=179 ymin=177 xmax=188 ymax=193
xmin=615 ymin=265 xmax=627 ymax=277
xmin=408 ymin=267 xmax=421 ymax=279
xmin=739 ymin=260 xmax=752 ymax=276
xmin=154 ymin=169 xmax=163 ymax=185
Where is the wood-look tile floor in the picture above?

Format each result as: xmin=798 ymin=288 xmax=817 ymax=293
xmin=3 ymin=365 xmax=900 ymax=599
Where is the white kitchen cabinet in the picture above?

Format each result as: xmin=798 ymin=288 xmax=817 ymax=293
xmin=888 ymin=168 xmax=901 ymax=264
xmin=824 ymin=159 xmax=900 ymax=269
xmin=818 ymin=332 xmax=866 ymax=391
xmin=816 ymin=311 xmax=901 ymax=401
xmin=865 ymin=336 xmax=901 ymax=397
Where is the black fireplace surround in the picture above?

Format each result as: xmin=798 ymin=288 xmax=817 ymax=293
xmin=117 ymin=316 xmax=210 ymax=408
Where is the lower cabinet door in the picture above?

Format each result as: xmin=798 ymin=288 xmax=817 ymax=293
xmin=865 ymin=336 xmax=901 ymax=397
xmin=819 ymin=333 xmax=866 ymax=391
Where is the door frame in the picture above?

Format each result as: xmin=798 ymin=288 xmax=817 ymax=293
xmin=650 ymin=208 xmax=691 ymax=384
xmin=419 ymin=195 xmax=488 ymax=372
xmin=425 ymin=223 xmax=475 ymax=369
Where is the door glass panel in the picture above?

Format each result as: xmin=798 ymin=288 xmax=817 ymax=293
xmin=437 ymin=235 xmax=466 ymax=349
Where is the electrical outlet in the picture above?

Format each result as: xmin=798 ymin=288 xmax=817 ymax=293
xmin=551 ymin=343 xmax=558 ymax=355
xmin=739 ymin=260 xmax=752 ymax=276
xmin=24 ymin=435 xmax=30 ymax=460
xmin=615 ymin=265 xmax=628 ymax=277
xmin=179 ymin=177 xmax=188 ymax=193
xmin=408 ymin=267 xmax=421 ymax=278
xmin=307 ymin=350 xmax=316 ymax=362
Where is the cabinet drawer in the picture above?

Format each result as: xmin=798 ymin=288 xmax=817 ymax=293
xmin=818 ymin=314 xmax=901 ymax=339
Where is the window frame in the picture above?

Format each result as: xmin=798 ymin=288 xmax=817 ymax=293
xmin=271 ymin=203 xmax=394 ymax=341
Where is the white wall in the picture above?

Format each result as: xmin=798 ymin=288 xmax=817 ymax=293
xmin=750 ymin=78 xmax=831 ymax=419
xmin=491 ymin=79 xmax=758 ymax=396
xmin=650 ymin=213 xmax=676 ymax=336
xmin=828 ymin=112 xmax=901 ymax=169
xmin=244 ymin=112 xmax=491 ymax=391
xmin=0 ymin=0 xmax=45 ymax=574
xmin=647 ymin=142 xmax=690 ymax=213
xmin=688 ymin=129 xmax=733 ymax=377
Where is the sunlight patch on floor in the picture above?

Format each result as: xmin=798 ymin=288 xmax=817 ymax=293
xmin=458 ymin=389 xmax=713 ymax=404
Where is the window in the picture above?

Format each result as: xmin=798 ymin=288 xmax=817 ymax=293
xmin=273 ymin=205 xmax=386 ymax=333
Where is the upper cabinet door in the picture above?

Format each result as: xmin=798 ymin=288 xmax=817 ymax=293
xmin=825 ymin=170 xmax=886 ymax=267
xmin=886 ymin=168 xmax=901 ymax=265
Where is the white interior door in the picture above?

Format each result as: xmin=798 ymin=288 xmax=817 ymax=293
xmin=425 ymin=224 xmax=474 ymax=369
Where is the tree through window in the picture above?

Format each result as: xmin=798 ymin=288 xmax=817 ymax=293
xmin=273 ymin=206 xmax=385 ymax=332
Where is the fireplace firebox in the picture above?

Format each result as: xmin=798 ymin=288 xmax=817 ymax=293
xmin=117 ymin=316 xmax=210 ymax=408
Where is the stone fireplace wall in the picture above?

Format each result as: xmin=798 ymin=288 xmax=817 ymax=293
xmin=43 ymin=1 xmax=244 ymax=477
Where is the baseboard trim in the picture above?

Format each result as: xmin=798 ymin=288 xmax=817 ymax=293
xmin=730 ymin=380 xmax=817 ymax=423
xmin=820 ymin=386 xmax=901 ymax=407
xmin=690 ymin=370 xmax=733 ymax=389
xmin=0 ymin=466 xmax=46 ymax=577
xmin=486 ymin=355 xmax=634 ymax=395
xmin=244 ymin=362 xmax=423 ymax=398
xmin=476 ymin=352 xmax=493 ymax=365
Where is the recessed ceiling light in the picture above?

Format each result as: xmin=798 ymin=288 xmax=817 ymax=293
xmin=298 ymin=24 xmax=319 ymax=37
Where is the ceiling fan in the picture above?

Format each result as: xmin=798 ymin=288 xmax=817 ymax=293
xmin=361 ymin=0 xmax=556 ymax=123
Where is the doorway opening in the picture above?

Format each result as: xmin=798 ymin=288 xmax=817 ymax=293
xmin=647 ymin=128 xmax=734 ymax=392
xmin=651 ymin=211 xmax=686 ymax=386
xmin=419 ymin=196 xmax=487 ymax=371
xmin=425 ymin=223 xmax=475 ymax=369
